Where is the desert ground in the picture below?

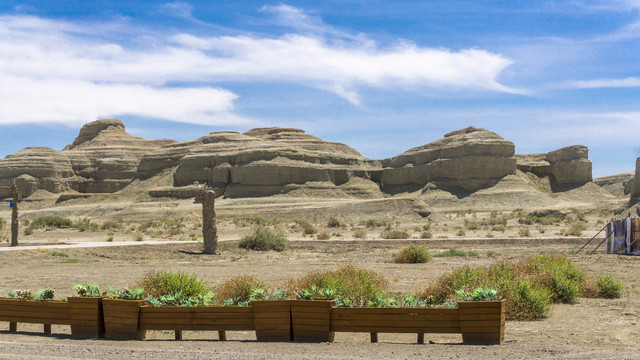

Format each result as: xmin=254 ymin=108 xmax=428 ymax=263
xmin=0 ymin=194 xmax=639 ymax=359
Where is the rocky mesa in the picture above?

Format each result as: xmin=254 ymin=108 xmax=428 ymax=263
xmin=0 ymin=118 xmax=612 ymax=209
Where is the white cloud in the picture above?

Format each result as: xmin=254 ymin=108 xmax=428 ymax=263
xmin=565 ymin=77 xmax=640 ymax=89
xmin=0 ymin=10 xmax=517 ymax=125
xmin=158 ymin=2 xmax=194 ymax=19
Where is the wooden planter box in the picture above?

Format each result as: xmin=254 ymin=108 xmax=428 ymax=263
xmin=290 ymin=300 xmax=335 ymax=342
xmin=0 ymin=298 xmax=69 ymax=334
xmin=458 ymin=300 xmax=505 ymax=345
xmin=251 ymin=300 xmax=292 ymax=341
xmin=68 ymin=297 xmax=105 ymax=338
xmin=102 ymin=299 xmax=146 ymax=340
xmin=139 ymin=305 xmax=254 ymax=340
xmin=331 ymin=306 xmax=461 ymax=343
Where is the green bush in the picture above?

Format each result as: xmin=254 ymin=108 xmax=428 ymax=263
xmin=506 ymin=280 xmax=552 ymax=320
xmin=434 ymin=248 xmax=467 ymax=257
xmin=317 ymin=232 xmax=331 ymax=240
xmin=288 ymin=265 xmax=388 ymax=307
xmin=327 ymin=217 xmax=343 ymax=228
xmin=137 ymin=270 xmax=210 ymax=298
xmin=30 ymin=216 xmax=73 ymax=229
xmin=420 ymin=254 xmax=617 ymax=320
xmin=393 ymin=245 xmax=431 ymax=263
xmin=239 ymin=226 xmax=287 ymax=251
xmin=596 ymin=274 xmax=623 ymax=299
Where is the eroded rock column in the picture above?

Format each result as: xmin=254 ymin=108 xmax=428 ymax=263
xmin=197 ymin=190 xmax=218 ymax=254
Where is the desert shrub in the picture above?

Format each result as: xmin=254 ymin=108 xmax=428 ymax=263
xmin=527 ymin=254 xmax=584 ymax=303
xmin=214 ymin=275 xmax=266 ymax=304
xmin=136 ymin=270 xmax=210 ymax=298
xmin=75 ymin=218 xmax=99 ymax=232
xmin=519 ymin=228 xmax=531 ymax=237
xmin=519 ymin=211 xmax=566 ymax=225
xmin=418 ymin=254 xmax=613 ymax=320
xmin=392 ymin=245 xmax=431 ymax=263
xmin=419 ymin=231 xmax=432 ymax=239
xmin=24 ymin=227 xmax=33 ymax=235
xmin=564 ymin=223 xmax=586 ymax=236
xmin=317 ymin=232 xmax=331 ymax=240
xmin=361 ymin=219 xmax=388 ymax=228
xmin=595 ymin=274 xmax=623 ymax=299
xmin=233 ymin=216 xmax=278 ymax=227
xmin=457 ymin=229 xmax=466 ymax=236
xmin=327 ymin=217 xmax=343 ymax=228
xmin=287 ymin=265 xmax=388 ymax=307
xmin=381 ymin=230 xmax=409 ymax=239
xmin=464 ymin=219 xmax=479 ymax=230
xmin=30 ymin=216 xmax=73 ymax=229
xmin=0 ymin=218 xmax=5 ymax=230
xmin=353 ymin=229 xmax=367 ymax=239
xmin=239 ymin=226 xmax=287 ymax=251
xmin=505 ymin=279 xmax=552 ymax=320
xmin=295 ymin=220 xmax=317 ymax=235
xmin=101 ymin=221 xmax=123 ymax=231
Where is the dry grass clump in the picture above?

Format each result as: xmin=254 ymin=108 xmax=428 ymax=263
xmin=213 ymin=275 xmax=267 ymax=304
xmin=286 ymin=265 xmax=388 ymax=306
xmin=136 ymin=270 xmax=211 ymax=298
xmin=392 ymin=244 xmax=431 ymax=263
xmin=381 ymin=230 xmax=409 ymax=239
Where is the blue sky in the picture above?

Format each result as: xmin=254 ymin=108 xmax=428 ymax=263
xmin=1 ymin=1 xmax=639 ymax=177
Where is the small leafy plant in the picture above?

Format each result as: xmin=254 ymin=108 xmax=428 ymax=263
xmin=145 ymin=291 xmax=216 ymax=307
xmin=8 ymin=289 xmax=34 ymax=300
xmin=110 ymin=287 xmax=145 ymax=300
xmin=37 ymin=288 xmax=55 ymax=300
xmin=455 ymin=288 xmax=498 ymax=302
xmin=73 ymin=283 xmax=102 ymax=297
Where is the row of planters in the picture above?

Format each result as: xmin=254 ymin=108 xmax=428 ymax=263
xmin=0 ymin=287 xmax=504 ymax=345
xmin=0 ymin=273 xmax=505 ymax=345
xmin=0 ymin=254 xmax=624 ymax=344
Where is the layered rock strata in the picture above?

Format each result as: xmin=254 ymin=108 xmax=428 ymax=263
xmin=516 ymin=145 xmax=592 ymax=185
xmin=380 ymin=127 xmax=516 ymax=192
xmin=0 ymin=119 xmax=596 ymax=200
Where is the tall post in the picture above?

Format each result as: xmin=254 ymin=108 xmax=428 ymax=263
xmin=196 ymin=190 xmax=218 ymax=254
xmin=10 ymin=181 xmax=18 ymax=247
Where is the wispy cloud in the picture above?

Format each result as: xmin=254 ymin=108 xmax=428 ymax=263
xmin=0 ymin=6 xmax=517 ymax=126
xmin=564 ymin=77 xmax=640 ymax=89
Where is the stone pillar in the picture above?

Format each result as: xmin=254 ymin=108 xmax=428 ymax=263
xmin=197 ymin=190 xmax=218 ymax=254
xmin=10 ymin=182 xmax=18 ymax=247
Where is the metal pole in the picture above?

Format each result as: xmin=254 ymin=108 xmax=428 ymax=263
xmin=573 ymin=222 xmax=609 ymax=256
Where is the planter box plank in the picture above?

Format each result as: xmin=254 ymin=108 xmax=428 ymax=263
xmin=458 ymin=300 xmax=505 ymax=345
xmin=331 ymin=325 xmax=462 ymax=334
xmin=290 ymin=300 xmax=334 ymax=343
xmin=332 ymin=319 xmax=461 ymax=329
xmin=102 ymin=299 xmax=146 ymax=340
xmin=252 ymin=300 xmax=292 ymax=341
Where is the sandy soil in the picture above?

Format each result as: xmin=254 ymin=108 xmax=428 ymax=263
xmin=1 ymin=236 xmax=639 ymax=359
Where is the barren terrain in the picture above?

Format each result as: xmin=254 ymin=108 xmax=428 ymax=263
xmin=0 ymin=188 xmax=638 ymax=359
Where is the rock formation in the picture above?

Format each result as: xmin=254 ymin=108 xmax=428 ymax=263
xmin=0 ymin=118 xmax=174 ymax=197
xmin=516 ymin=145 xmax=592 ymax=186
xmin=381 ymin=127 xmax=516 ymax=193
xmin=629 ymin=158 xmax=640 ymax=205
xmin=0 ymin=118 xmax=598 ymax=201
xmin=594 ymin=172 xmax=634 ymax=198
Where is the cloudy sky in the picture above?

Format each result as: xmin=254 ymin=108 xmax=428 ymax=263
xmin=1 ymin=1 xmax=639 ymax=177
